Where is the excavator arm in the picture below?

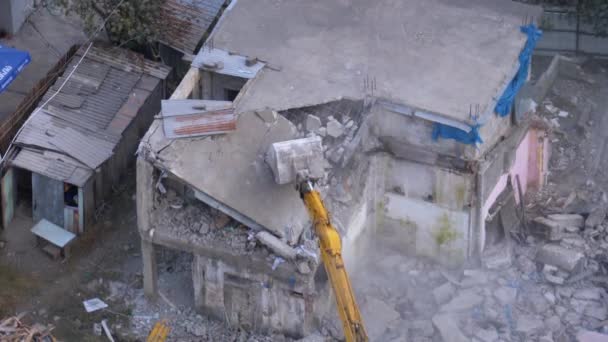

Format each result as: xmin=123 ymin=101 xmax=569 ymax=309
xmin=298 ymin=180 xmax=368 ymax=342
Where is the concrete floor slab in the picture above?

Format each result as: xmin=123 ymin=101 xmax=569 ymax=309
xmin=212 ymin=0 xmax=541 ymax=123
xmin=146 ymin=111 xmax=309 ymax=240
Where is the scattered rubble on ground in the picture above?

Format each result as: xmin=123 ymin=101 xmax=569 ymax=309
xmin=0 ymin=314 xmax=55 ymax=342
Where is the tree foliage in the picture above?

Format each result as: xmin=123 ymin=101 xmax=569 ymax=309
xmin=530 ymin=0 xmax=608 ymax=36
xmin=50 ymin=0 xmax=164 ymax=47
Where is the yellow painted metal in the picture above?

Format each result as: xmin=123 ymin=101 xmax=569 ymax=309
xmin=147 ymin=320 xmax=171 ymax=342
xmin=300 ymin=181 xmax=368 ymax=342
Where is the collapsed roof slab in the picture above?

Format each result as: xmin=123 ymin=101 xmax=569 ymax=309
xmin=209 ymin=0 xmax=541 ymax=123
xmin=144 ymin=111 xmax=310 ymax=242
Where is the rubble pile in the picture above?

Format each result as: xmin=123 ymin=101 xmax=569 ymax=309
xmin=0 ymin=314 xmax=55 ymax=342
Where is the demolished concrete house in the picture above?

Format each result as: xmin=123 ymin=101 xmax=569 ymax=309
xmin=136 ymin=0 xmax=547 ymax=337
xmin=1 ymin=44 xmax=170 ymax=234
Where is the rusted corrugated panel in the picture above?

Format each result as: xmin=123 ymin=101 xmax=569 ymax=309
xmin=191 ymin=47 xmax=265 ymax=79
xmin=160 ymin=0 xmax=227 ymax=54
xmin=11 ymin=148 xmax=92 ymax=186
xmin=162 ymin=102 xmax=236 ymax=138
xmin=78 ymin=45 xmax=171 ymax=80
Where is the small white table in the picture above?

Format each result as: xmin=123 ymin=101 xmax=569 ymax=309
xmin=31 ymin=219 xmax=76 ymax=260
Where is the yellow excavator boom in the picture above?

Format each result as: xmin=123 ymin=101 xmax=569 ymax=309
xmin=299 ymin=180 xmax=368 ymax=342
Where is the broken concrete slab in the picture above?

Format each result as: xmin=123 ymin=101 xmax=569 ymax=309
xmin=573 ymin=288 xmax=603 ymax=301
xmin=432 ymin=314 xmax=469 ymax=342
xmin=256 ymin=109 xmax=278 ymax=123
xmin=266 ymin=136 xmax=325 ymax=185
xmin=256 ymin=231 xmax=297 ymax=260
xmin=482 ymin=243 xmax=513 ymax=269
xmin=475 ymin=328 xmax=499 ymax=342
xmin=577 ymin=330 xmax=608 ymax=342
xmin=440 ymin=290 xmax=483 ymax=312
xmin=586 ymin=206 xmax=607 ymax=229
xmin=536 ymin=243 xmax=586 ymax=273
xmin=547 ymin=214 xmax=584 ymax=227
xmin=305 ymin=114 xmax=322 ymax=132
xmin=533 ymin=217 xmax=565 ymax=241
xmin=494 ymin=286 xmax=518 ymax=305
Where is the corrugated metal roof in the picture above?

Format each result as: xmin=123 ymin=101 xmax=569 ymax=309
xmin=161 ymin=99 xmax=236 ymax=138
xmin=159 ymin=0 xmax=227 ymax=54
xmin=191 ymin=47 xmax=265 ymax=79
xmin=10 ymin=44 xmax=168 ymax=185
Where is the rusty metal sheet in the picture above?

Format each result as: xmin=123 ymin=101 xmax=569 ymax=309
xmin=162 ymin=99 xmax=236 ymax=138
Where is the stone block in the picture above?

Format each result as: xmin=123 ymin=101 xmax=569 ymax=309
xmin=547 ymin=214 xmax=584 ymax=228
xmin=326 ymin=119 xmax=344 ymax=138
xmin=305 ymin=114 xmax=322 ymax=132
xmin=440 ymin=290 xmax=483 ymax=312
xmin=536 ymin=243 xmax=585 ymax=273
xmin=586 ymin=207 xmax=607 ymax=229
xmin=432 ymin=282 xmax=456 ymax=305
xmin=266 ymin=136 xmax=325 ymax=184
xmin=533 ymin=217 xmax=564 ymax=241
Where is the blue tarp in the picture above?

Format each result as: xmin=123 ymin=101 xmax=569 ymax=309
xmin=432 ymin=123 xmax=483 ymax=145
xmin=0 ymin=44 xmax=31 ymax=93
xmin=494 ymin=24 xmax=542 ymax=117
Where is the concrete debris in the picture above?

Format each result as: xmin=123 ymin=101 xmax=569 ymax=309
xmin=326 ymin=119 xmax=344 ymax=138
xmin=410 ymin=320 xmax=435 ymax=337
xmin=432 ymin=314 xmax=469 ymax=342
xmin=296 ymin=333 xmax=326 ymax=342
xmin=536 ymin=243 xmax=586 ymax=273
xmin=586 ymin=206 xmax=607 ymax=229
xmin=482 ymin=243 xmax=512 ymax=269
xmin=494 ymin=286 xmax=518 ymax=305
xmin=577 ymin=330 xmax=608 ymax=342
xmin=547 ymin=214 xmax=584 ymax=228
xmin=256 ymin=109 xmax=278 ymax=123
xmin=327 ymin=147 xmax=345 ymax=164
xmin=573 ymin=288 xmax=603 ymax=301
xmin=515 ymin=315 xmax=545 ymax=335
xmin=440 ymin=290 xmax=483 ymax=312
xmin=533 ymin=217 xmax=564 ymax=241
xmin=360 ymin=298 xmax=400 ymax=340
xmin=317 ymin=127 xmax=327 ymax=137
xmin=256 ymin=231 xmax=297 ymax=260
xmin=558 ymin=110 xmax=569 ymax=118
xmin=475 ymin=328 xmax=499 ymax=342
xmin=305 ymin=114 xmax=322 ymax=132
xmin=297 ymin=261 xmax=311 ymax=274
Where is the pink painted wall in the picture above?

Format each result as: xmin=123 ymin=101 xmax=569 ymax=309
xmin=481 ymin=129 xmax=547 ymax=219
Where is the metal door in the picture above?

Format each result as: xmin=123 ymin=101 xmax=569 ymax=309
xmin=32 ymin=173 xmax=64 ymax=227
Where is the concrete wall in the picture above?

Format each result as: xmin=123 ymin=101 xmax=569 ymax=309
xmin=0 ymin=0 xmax=34 ymax=34
xmin=192 ymin=254 xmax=320 ymax=338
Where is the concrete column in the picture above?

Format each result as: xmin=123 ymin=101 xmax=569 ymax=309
xmin=141 ymin=239 xmax=158 ymax=299
xmin=136 ymin=157 xmax=154 ymax=234
xmin=201 ymin=71 xmax=213 ymax=100
xmin=192 ymin=254 xmax=206 ymax=309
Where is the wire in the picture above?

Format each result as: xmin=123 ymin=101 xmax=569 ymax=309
xmin=0 ymin=0 xmax=126 ymax=165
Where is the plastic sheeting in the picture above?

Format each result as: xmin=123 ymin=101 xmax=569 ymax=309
xmin=432 ymin=123 xmax=483 ymax=145
xmin=0 ymin=44 xmax=31 ymax=93
xmin=495 ymin=24 xmax=542 ymax=117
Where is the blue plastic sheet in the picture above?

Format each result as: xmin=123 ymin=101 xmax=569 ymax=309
xmin=0 ymin=44 xmax=31 ymax=93
xmin=432 ymin=123 xmax=483 ymax=145
xmin=494 ymin=24 xmax=542 ymax=117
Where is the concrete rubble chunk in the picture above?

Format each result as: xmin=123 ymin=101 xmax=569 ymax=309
xmin=533 ymin=217 xmax=564 ymax=241
xmin=475 ymin=328 xmax=499 ymax=342
xmin=586 ymin=206 xmax=607 ymax=229
xmin=326 ymin=119 xmax=345 ymax=138
xmin=545 ymin=316 xmax=562 ymax=332
xmin=577 ymin=330 xmax=608 ymax=342
xmin=360 ymin=298 xmax=400 ymax=340
xmin=305 ymin=114 xmax=322 ymax=132
xmin=410 ymin=320 xmax=434 ymax=337
xmin=433 ymin=282 xmax=456 ymax=305
xmin=494 ymin=286 xmax=518 ymax=305
xmin=440 ymin=290 xmax=483 ymax=312
xmin=542 ymin=264 xmax=566 ymax=285
xmin=256 ymin=231 xmax=297 ymax=260
xmin=536 ymin=243 xmax=586 ymax=273
xmin=547 ymin=214 xmax=584 ymax=227
xmin=256 ymin=109 xmax=278 ymax=123
xmin=460 ymin=269 xmax=489 ymax=287
xmin=432 ymin=314 xmax=469 ymax=342
xmin=266 ymin=136 xmax=325 ymax=185
xmin=584 ymin=303 xmax=608 ymax=320
xmin=573 ymin=288 xmax=603 ymax=301
xmin=482 ymin=243 xmax=512 ymax=269
xmin=515 ymin=315 xmax=545 ymax=335
xmin=296 ymin=333 xmax=325 ymax=342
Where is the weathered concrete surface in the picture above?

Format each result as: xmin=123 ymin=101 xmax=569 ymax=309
xmin=432 ymin=314 xmax=469 ymax=342
xmin=143 ymin=112 xmax=308 ymax=242
xmin=266 ymin=136 xmax=325 ymax=185
xmin=0 ymin=8 xmax=85 ymax=121
xmin=536 ymin=243 xmax=586 ymax=272
xmin=256 ymin=231 xmax=297 ymax=260
xmin=212 ymin=0 xmax=540 ymax=122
